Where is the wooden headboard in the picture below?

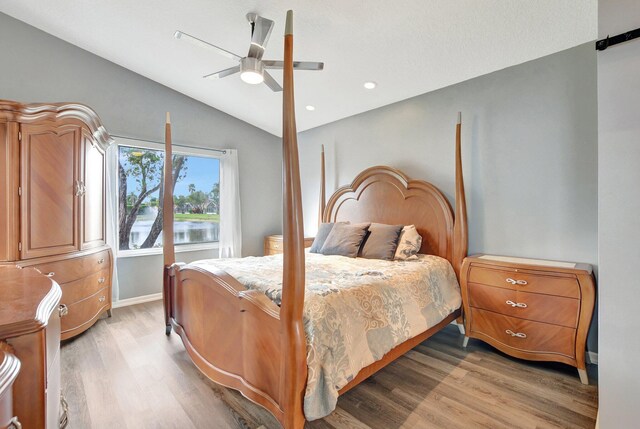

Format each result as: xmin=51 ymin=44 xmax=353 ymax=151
xmin=319 ymin=116 xmax=467 ymax=277
xmin=323 ymin=166 xmax=454 ymax=261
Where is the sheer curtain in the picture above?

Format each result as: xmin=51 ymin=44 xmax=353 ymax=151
xmin=105 ymin=143 xmax=120 ymax=301
xmin=218 ymin=149 xmax=242 ymax=258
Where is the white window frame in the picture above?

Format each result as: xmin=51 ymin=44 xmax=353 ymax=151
xmin=114 ymin=137 xmax=221 ymax=257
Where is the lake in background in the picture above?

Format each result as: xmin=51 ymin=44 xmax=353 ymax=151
xmin=129 ymin=219 xmax=219 ymax=248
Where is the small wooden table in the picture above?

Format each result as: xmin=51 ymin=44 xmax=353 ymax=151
xmin=460 ymin=254 xmax=596 ymax=384
xmin=263 ymin=235 xmax=314 ymax=256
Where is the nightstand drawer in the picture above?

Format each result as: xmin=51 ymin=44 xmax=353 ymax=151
xmin=468 ymin=266 xmax=580 ymax=299
xmin=268 ymin=240 xmax=283 ymax=252
xmin=264 ymin=235 xmax=314 ymax=256
xmin=468 ymin=283 xmax=580 ymax=328
xmin=470 ymin=308 xmax=576 ymax=358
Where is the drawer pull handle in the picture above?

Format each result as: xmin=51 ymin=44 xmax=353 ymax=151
xmin=505 ymin=329 xmax=527 ymax=338
xmin=506 ymin=278 xmax=528 ymax=285
xmin=505 ymin=300 xmax=528 ymax=308
xmin=8 ymin=416 xmax=22 ymax=429
xmin=97 ymin=258 xmax=105 ymax=264
xmin=58 ymin=304 xmax=69 ymax=317
xmin=45 ymin=272 xmax=55 ymax=278
xmin=99 ymin=296 xmax=106 ymax=303
xmin=98 ymin=277 xmax=105 ymax=284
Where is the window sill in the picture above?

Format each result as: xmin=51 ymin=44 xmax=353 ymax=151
xmin=117 ymin=243 xmax=219 ymax=258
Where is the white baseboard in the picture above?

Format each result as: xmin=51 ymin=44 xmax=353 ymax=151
xmin=587 ymin=351 xmax=599 ymax=365
xmin=112 ymin=292 xmax=162 ymax=309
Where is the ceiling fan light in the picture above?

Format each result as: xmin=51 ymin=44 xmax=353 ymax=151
xmin=240 ymin=57 xmax=265 ymax=85
xmin=240 ymin=70 xmax=264 ymax=85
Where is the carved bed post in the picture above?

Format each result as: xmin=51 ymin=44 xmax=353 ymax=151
xmin=280 ymin=10 xmax=308 ymax=429
xmin=163 ymin=112 xmax=175 ymax=336
xmin=452 ymin=112 xmax=468 ymax=279
xmin=452 ymin=112 xmax=468 ymax=329
xmin=318 ymin=144 xmax=326 ymax=226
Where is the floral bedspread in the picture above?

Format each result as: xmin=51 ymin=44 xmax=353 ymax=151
xmin=190 ymin=252 xmax=461 ymax=420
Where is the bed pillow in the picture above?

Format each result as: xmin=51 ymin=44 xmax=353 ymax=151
xmin=394 ymin=225 xmax=423 ymax=260
xmin=360 ymin=223 xmax=404 ymax=260
xmin=309 ymin=222 xmax=350 ymax=253
xmin=309 ymin=223 xmax=335 ymax=253
xmin=320 ymin=222 xmax=370 ymax=258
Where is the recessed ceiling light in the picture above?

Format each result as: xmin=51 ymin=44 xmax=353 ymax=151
xmin=305 ymin=105 xmax=316 ymax=111
xmin=364 ymin=81 xmax=377 ymax=89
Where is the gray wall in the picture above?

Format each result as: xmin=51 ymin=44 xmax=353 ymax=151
xmin=0 ymin=12 xmax=283 ymax=300
xmin=597 ymin=0 xmax=640 ymax=426
xmin=298 ymin=43 xmax=598 ymax=352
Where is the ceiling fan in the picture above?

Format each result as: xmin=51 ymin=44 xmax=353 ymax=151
xmin=174 ymin=13 xmax=324 ymax=92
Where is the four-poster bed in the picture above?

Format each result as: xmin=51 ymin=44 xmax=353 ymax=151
xmin=162 ymin=10 xmax=468 ymax=429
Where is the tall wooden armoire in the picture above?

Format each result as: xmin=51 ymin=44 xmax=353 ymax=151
xmin=0 ymin=100 xmax=114 ymax=340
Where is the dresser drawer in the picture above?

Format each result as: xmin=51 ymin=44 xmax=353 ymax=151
xmin=468 ymin=283 xmax=580 ymax=328
xmin=61 ymin=269 xmax=110 ymax=306
xmin=468 ymin=265 xmax=580 ymax=299
xmin=27 ymin=249 xmax=110 ymax=285
xmin=469 ymin=308 xmax=576 ymax=358
xmin=61 ymin=287 xmax=110 ymax=335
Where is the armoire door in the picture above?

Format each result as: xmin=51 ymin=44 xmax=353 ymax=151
xmin=20 ymin=122 xmax=80 ymax=259
xmin=80 ymin=129 xmax=106 ymax=249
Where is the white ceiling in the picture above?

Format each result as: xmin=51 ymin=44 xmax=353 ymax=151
xmin=0 ymin=1 xmax=597 ymax=136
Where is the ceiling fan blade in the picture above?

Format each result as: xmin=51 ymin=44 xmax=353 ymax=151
xmin=262 ymin=71 xmax=282 ymax=92
xmin=174 ymin=31 xmax=242 ymax=61
xmin=203 ymin=65 xmax=241 ymax=80
xmin=247 ymin=16 xmax=274 ymax=60
xmin=262 ymin=60 xmax=324 ymax=71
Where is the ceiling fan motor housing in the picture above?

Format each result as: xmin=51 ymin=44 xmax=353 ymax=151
xmin=240 ymin=57 xmax=264 ymax=84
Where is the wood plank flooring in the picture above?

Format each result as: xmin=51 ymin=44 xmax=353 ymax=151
xmin=61 ymin=301 xmax=598 ymax=429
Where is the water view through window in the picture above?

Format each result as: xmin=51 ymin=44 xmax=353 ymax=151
xmin=118 ymin=145 xmax=220 ymax=250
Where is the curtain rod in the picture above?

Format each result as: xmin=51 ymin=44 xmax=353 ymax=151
xmin=596 ymin=27 xmax=640 ymax=51
xmin=111 ymin=134 xmax=227 ymax=154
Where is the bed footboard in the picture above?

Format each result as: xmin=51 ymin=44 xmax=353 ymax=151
xmin=165 ymin=263 xmax=289 ymax=424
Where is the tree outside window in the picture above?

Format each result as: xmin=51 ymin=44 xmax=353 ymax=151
xmin=118 ymin=145 xmax=220 ymax=250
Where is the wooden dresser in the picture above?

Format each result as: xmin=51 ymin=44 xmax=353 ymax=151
xmin=0 ymin=343 xmax=20 ymax=429
xmin=264 ymin=234 xmax=314 ymax=256
xmin=460 ymin=254 xmax=596 ymax=384
xmin=0 ymin=100 xmax=114 ymax=340
xmin=1 ymin=265 xmax=64 ymax=428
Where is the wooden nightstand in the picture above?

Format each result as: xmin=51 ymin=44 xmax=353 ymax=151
xmin=460 ymin=254 xmax=596 ymax=384
xmin=264 ymin=235 xmax=314 ymax=256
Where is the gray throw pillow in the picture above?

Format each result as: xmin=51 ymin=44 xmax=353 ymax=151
xmin=360 ymin=223 xmax=404 ymax=260
xmin=309 ymin=223 xmax=335 ymax=253
xmin=320 ymin=223 xmax=370 ymax=257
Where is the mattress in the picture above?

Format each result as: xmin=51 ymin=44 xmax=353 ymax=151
xmin=190 ymin=252 xmax=461 ymax=420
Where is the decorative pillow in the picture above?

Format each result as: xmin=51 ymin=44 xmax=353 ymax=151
xmin=360 ymin=223 xmax=404 ymax=260
xmin=394 ymin=225 xmax=423 ymax=260
xmin=309 ymin=223 xmax=335 ymax=253
xmin=320 ymin=223 xmax=370 ymax=258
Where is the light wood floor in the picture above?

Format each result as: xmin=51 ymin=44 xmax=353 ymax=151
xmin=61 ymin=301 xmax=598 ymax=429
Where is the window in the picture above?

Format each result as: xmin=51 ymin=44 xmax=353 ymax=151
xmin=118 ymin=144 xmax=220 ymax=252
